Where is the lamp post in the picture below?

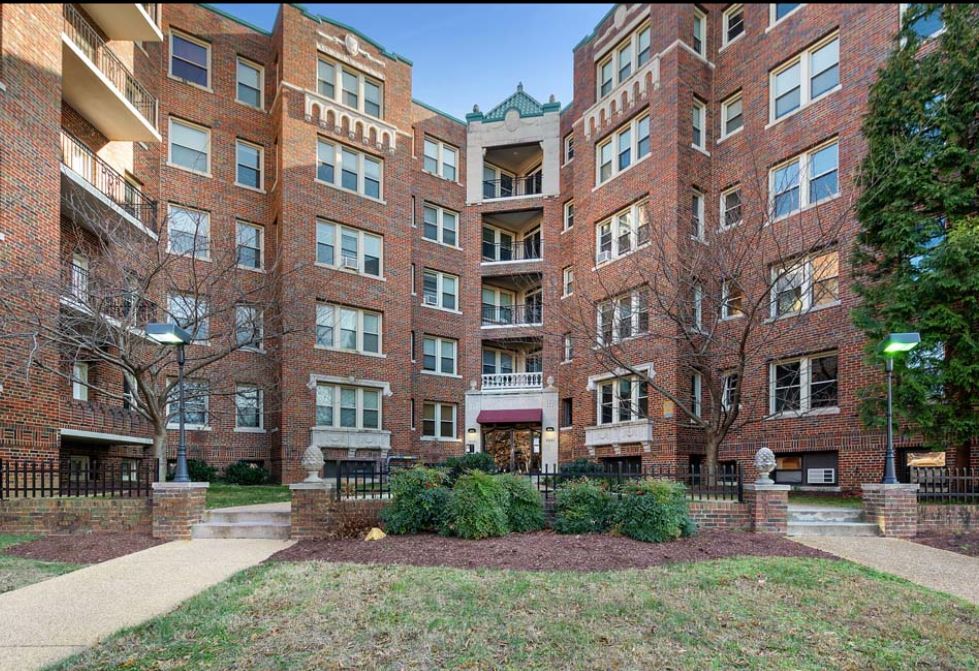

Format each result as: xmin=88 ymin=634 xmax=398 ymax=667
xmin=145 ymin=323 xmax=193 ymax=483
xmin=880 ymin=332 xmax=920 ymax=485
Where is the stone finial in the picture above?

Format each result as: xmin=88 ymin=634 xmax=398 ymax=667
xmin=517 ymin=82 xmax=523 ymax=92
xmin=472 ymin=104 xmax=480 ymax=114
xmin=300 ymin=444 xmax=325 ymax=482
xmin=470 ymin=379 xmax=478 ymax=390
xmin=753 ymin=447 xmax=776 ymax=485
xmin=549 ymin=94 xmax=556 ymax=103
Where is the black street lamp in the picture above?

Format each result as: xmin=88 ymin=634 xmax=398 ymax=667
xmin=146 ymin=322 xmax=193 ymax=483
xmin=880 ymin=332 xmax=920 ymax=485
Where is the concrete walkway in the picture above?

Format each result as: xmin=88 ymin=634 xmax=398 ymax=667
xmin=210 ymin=501 xmax=290 ymax=513
xmin=0 ymin=538 xmax=291 ymax=671
xmin=793 ymin=536 xmax=979 ymax=605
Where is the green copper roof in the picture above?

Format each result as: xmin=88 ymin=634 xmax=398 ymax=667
xmin=470 ymin=84 xmax=561 ymax=124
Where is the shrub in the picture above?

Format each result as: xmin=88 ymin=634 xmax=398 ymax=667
xmin=381 ymin=467 xmax=450 ymax=535
xmin=223 ymin=461 xmax=271 ymax=485
xmin=559 ymin=458 xmax=606 ymax=476
xmin=613 ymin=478 xmax=695 ymax=543
xmin=443 ymin=470 xmax=510 ymax=539
xmin=167 ymin=459 xmax=217 ymax=483
xmin=553 ymin=478 xmax=614 ymax=534
xmin=496 ymin=473 xmax=545 ymax=533
xmin=440 ymin=452 xmax=497 ymax=485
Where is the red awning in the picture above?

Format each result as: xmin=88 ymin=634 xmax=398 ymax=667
xmin=476 ymin=409 xmax=543 ymax=424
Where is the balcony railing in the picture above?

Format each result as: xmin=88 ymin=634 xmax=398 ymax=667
xmin=61 ymin=131 xmax=158 ymax=234
xmin=481 ymin=303 xmax=543 ymax=326
xmin=63 ymin=4 xmax=158 ymax=129
xmin=63 ymin=263 xmax=158 ymax=323
xmin=481 ymin=240 xmax=542 ymax=263
xmin=482 ymin=175 xmax=542 ymax=200
xmin=481 ymin=372 xmax=543 ymax=390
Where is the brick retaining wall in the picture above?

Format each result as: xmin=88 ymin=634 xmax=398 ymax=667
xmin=0 ymin=496 xmax=151 ymax=534
xmin=688 ymin=500 xmax=750 ymax=531
xmin=918 ymin=504 xmax=979 ymax=534
xmin=291 ymin=485 xmax=386 ymax=540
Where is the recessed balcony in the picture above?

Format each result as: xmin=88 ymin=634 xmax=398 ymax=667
xmin=481 ymin=302 xmax=543 ymax=328
xmin=62 ymin=4 xmax=160 ymax=142
xmin=78 ymin=4 xmax=163 ymax=42
xmin=481 ymin=142 xmax=544 ymax=202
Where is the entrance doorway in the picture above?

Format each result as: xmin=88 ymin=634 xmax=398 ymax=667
xmin=482 ymin=424 xmax=541 ymax=472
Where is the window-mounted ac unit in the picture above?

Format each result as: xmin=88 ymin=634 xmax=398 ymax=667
xmin=341 ymin=257 xmax=359 ymax=270
xmin=596 ymin=251 xmax=612 ymax=263
xmin=807 ymin=468 xmax=835 ymax=485
xmin=423 ymin=294 xmax=438 ymax=306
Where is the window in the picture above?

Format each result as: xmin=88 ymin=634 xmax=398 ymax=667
xmin=70 ymin=253 xmax=89 ymax=303
xmin=596 ymin=375 xmax=649 ymax=425
xmin=770 ymin=34 xmax=839 ymax=121
xmin=167 ymin=379 xmax=208 ymax=428
xmin=235 ymin=385 xmax=263 ymax=429
xmin=723 ymin=5 xmax=745 ymax=46
xmin=422 ymin=204 xmax=459 ymax=247
xmin=423 ymin=336 xmax=458 ymax=375
xmin=236 ymin=221 xmax=263 ymax=270
xmin=690 ymin=372 xmax=702 ymax=418
xmin=168 ymin=293 xmax=208 ymax=341
xmin=770 ymin=140 xmax=839 ymax=218
xmin=721 ymin=280 xmax=745 ymax=319
xmin=481 ymin=286 xmax=516 ymax=325
xmin=771 ymin=250 xmax=839 ymax=317
xmin=316 ymin=383 xmax=382 ymax=429
xmin=423 ymin=402 xmax=456 ymax=439
xmin=595 ymin=199 xmax=650 ymax=263
xmin=597 ymin=287 xmax=649 ymax=344
xmin=564 ymin=134 xmax=574 ymax=163
xmin=563 ymin=200 xmax=574 ymax=231
xmin=722 ymin=372 xmax=739 ymax=410
xmin=692 ymin=283 xmax=704 ymax=330
xmin=721 ymin=186 xmax=742 ymax=229
xmin=72 ymin=362 xmax=89 ymax=401
xmin=167 ymin=205 xmax=209 ymax=259
xmin=423 ymin=137 xmax=458 ymax=181
xmin=596 ymin=22 xmax=652 ymax=100
xmin=769 ymin=352 xmax=838 ymax=415
xmin=692 ymin=99 xmax=706 ymax=149
xmin=236 ymin=57 xmax=263 ymax=108
xmin=721 ymin=92 xmax=743 ymax=138
xmin=562 ymin=267 xmax=574 ymax=297
xmin=482 ymin=347 xmax=515 ymax=375
xmin=597 ymin=114 xmax=651 ymax=185
xmin=901 ymin=4 xmax=944 ymax=40
xmin=316 ymin=304 xmax=382 ymax=354
xmin=168 ymin=118 xmax=210 ymax=174
xmin=316 ymin=138 xmax=383 ymax=199
xmin=235 ymin=140 xmax=263 ymax=190
xmin=422 ymin=270 xmax=458 ymax=311
xmin=169 ymin=31 xmax=209 ymax=88
xmin=563 ymin=334 xmax=573 ymax=362
xmin=561 ymin=398 xmax=573 ymax=427
xmin=482 ymin=163 xmax=516 ymax=199
xmin=235 ymin=304 xmax=264 ymax=351
xmin=315 ymin=56 xmax=384 ymax=118
xmin=771 ymin=3 xmax=801 ymax=23
xmin=315 ymin=220 xmax=383 ymax=277
xmin=693 ymin=8 xmax=707 ymax=57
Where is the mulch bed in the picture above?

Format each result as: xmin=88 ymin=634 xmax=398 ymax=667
xmin=4 ymin=533 xmax=163 ymax=564
xmin=915 ymin=532 xmax=979 ymax=558
xmin=270 ymin=530 xmax=835 ymax=572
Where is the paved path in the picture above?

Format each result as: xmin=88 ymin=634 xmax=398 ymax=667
xmin=0 ymin=538 xmax=291 ymax=671
xmin=793 ymin=536 xmax=979 ymax=605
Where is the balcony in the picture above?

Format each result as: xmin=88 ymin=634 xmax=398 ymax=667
xmin=78 ymin=4 xmax=163 ymax=42
xmin=61 ymin=131 xmax=158 ymax=238
xmin=481 ymin=372 xmax=543 ymax=391
xmin=62 ymin=262 xmax=158 ymax=324
xmin=481 ymin=303 xmax=543 ymax=327
xmin=62 ymin=4 xmax=160 ymax=141
xmin=481 ymin=240 xmax=542 ymax=264
xmin=482 ymin=174 xmax=542 ymax=201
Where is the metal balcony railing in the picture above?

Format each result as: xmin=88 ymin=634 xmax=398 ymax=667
xmin=63 ymin=4 xmax=158 ymax=129
xmin=482 ymin=174 xmax=542 ymax=200
xmin=481 ymin=372 xmax=543 ymax=390
xmin=63 ymin=263 xmax=158 ymax=323
xmin=481 ymin=303 xmax=543 ymax=326
xmin=481 ymin=240 xmax=542 ymax=263
xmin=61 ymin=131 xmax=158 ymax=234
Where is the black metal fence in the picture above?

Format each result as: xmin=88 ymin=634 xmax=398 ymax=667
xmin=0 ymin=458 xmax=157 ymax=499
xmin=912 ymin=467 xmax=979 ymax=503
xmin=334 ymin=460 xmax=397 ymax=500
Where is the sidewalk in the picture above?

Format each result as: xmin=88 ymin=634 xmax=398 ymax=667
xmin=793 ymin=536 xmax=979 ymax=605
xmin=0 ymin=538 xmax=291 ymax=671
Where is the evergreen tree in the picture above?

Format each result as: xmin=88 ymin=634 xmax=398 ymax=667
xmin=853 ymin=4 xmax=979 ymax=465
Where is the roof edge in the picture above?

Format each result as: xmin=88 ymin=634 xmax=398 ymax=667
xmin=288 ymin=3 xmax=413 ymax=65
xmin=574 ymin=3 xmax=619 ymax=51
xmin=412 ymin=98 xmax=465 ymax=126
xmin=197 ymin=4 xmax=273 ymax=35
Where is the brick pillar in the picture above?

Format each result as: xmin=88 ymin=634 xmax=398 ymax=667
xmin=861 ymin=483 xmax=918 ymax=538
xmin=744 ymin=483 xmax=790 ymax=534
xmin=151 ymin=482 xmax=209 ymax=540
xmin=289 ymin=481 xmax=335 ymax=540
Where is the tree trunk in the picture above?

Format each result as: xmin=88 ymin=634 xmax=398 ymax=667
xmin=705 ymin=434 xmax=720 ymax=478
xmin=153 ymin=424 xmax=167 ymax=482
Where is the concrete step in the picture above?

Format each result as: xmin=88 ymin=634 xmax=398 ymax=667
xmin=787 ymin=521 xmax=880 ymax=537
xmin=788 ymin=507 xmax=865 ymax=524
xmin=204 ymin=510 xmax=291 ymax=525
xmin=191 ymin=521 xmax=291 ymax=540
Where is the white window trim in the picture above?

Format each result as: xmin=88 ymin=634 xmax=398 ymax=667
xmin=595 ymin=21 xmax=652 ymax=101
xmin=72 ymin=362 xmax=89 ymax=401
xmin=768 ymin=3 xmax=804 ymax=29
xmin=422 ymin=270 xmax=460 ymax=313
xmin=234 ymin=385 xmax=265 ymax=432
xmin=421 ymin=335 xmax=459 ymax=377
xmin=563 ymin=334 xmax=573 ymax=363
xmin=235 ymin=139 xmax=265 ymax=193
xmin=315 ymin=137 xmax=385 ymax=202
xmin=166 ymin=379 xmax=210 ymax=430
xmin=693 ymin=8 xmax=707 ymax=58
xmin=691 ymin=372 xmax=702 ymax=419
xmin=235 ymin=304 xmax=265 ymax=352
xmin=315 ymin=219 xmax=384 ymax=279
xmin=595 ymin=114 xmax=651 ymax=186
xmin=422 ymin=402 xmax=458 ymax=440
xmin=563 ymin=200 xmax=574 ymax=232
xmin=767 ymin=32 xmax=840 ymax=127
xmin=692 ymin=99 xmax=707 ymax=150
xmin=768 ymin=138 xmax=840 ymax=221
xmin=421 ymin=203 xmax=461 ymax=249
xmin=720 ymin=92 xmax=744 ymax=141
xmin=562 ymin=267 xmax=574 ymax=298
xmin=721 ymin=5 xmax=745 ymax=49
xmin=168 ymin=29 xmax=212 ymax=91
xmin=316 ymin=55 xmax=385 ymax=119
xmin=422 ymin=136 xmax=459 ymax=182
xmin=167 ymin=117 xmax=212 ymax=177
xmin=691 ymin=190 xmax=706 ymax=241
xmin=236 ymin=220 xmax=265 ymax=272
xmin=235 ymin=56 xmax=265 ymax=110
xmin=597 ymin=287 xmax=648 ymax=345
xmin=767 ymin=351 xmax=839 ymax=417
xmin=563 ymin=133 xmax=575 ymax=165
xmin=693 ymin=283 xmax=704 ymax=331
xmin=722 ymin=371 xmax=739 ymax=411
xmin=899 ymin=4 xmax=946 ymax=42
xmin=315 ymin=303 xmax=384 ymax=356
xmin=769 ymin=250 xmax=840 ymax=319
xmin=167 ymin=203 xmax=211 ymax=261
xmin=315 ymin=383 xmax=384 ymax=430
xmin=595 ymin=199 xmax=650 ymax=265
xmin=596 ymin=374 xmax=649 ymax=426
xmin=168 ymin=292 xmax=209 ymax=344
xmin=719 ymin=185 xmax=742 ymax=231
xmin=721 ymin=280 xmax=745 ymax=320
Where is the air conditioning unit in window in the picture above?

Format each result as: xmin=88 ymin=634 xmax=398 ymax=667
xmin=807 ymin=468 xmax=835 ymax=485
xmin=596 ymin=251 xmax=612 ymax=263
xmin=341 ymin=257 xmax=359 ymax=270
xmin=423 ymin=294 xmax=438 ymax=306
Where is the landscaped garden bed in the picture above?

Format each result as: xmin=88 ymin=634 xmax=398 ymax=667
xmin=915 ymin=532 xmax=979 ymax=558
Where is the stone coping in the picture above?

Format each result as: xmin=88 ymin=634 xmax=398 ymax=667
xmin=151 ymin=482 xmax=210 ymax=490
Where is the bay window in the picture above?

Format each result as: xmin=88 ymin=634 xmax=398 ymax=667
xmin=316 ymin=383 xmax=382 ymax=429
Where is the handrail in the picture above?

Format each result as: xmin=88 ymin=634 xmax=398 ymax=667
xmin=481 ymin=240 xmax=542 ymax=262
xmin=481 ymin=303 xmax=543 ymax=326
xmin=482 ymin=175 xmax=542 ymax=200
xmin=481 ymin=372 xmax=543 ymax=390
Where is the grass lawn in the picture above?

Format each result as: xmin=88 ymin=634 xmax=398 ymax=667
xmin=0 ymin=534 xmax=81 ymax=594
xmin=49 ymin=557 xmax=979 ymax=670
xmin=205 ymin=483 xmax=291 ymax=509
xmin=788 ymin=493 xmax=863 ymax=508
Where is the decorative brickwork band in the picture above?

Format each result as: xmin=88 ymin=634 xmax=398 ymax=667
xmin=861 ymin=483 xmax=918 ymax=538
xmin=743 ymin=483 xmax=790 ymax=534
xmin=151 ymin=482 xmax=209 ymax=540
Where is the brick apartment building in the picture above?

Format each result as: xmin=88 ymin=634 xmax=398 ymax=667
xmin=0 ymin=3 xmax=967 ymax=493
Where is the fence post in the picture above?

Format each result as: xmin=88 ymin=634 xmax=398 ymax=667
xmin=335 ymin=459 xmax=341 ymax=501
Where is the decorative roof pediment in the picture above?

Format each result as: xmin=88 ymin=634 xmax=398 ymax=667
xmin=468 ymin=83 xmax=560 ymax=123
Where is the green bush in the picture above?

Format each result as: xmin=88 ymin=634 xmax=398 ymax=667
xmin=381 ymin=467 xmax=450 ymax=535
xmin=440 ymin=452 xmax=497 ymax=485
xmin=553 ymin=478 xmax=614 ymax=534
xmin=559 ymin=458 xmax=606 ymax=476
xmin=167 ymin=459 xmax=217 ymax=482
xmin=443 ymin=470 xmax=510 ymax=539
xmin=496 ymin=473 xmax=545 ymax=533
xmin=222 ymin=461 xmax=271 ymax=485
xmin=613 ymin=478 xmax=695 ymax=543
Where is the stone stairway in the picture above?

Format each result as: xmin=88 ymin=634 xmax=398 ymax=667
xmin=191 ymin=505 xmax=291 ymax=540
xmin=787 ymin=506 xmax=880 ymax=537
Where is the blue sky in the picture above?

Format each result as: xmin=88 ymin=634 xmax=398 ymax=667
xmin=209 ymin=3 xmax=614 ymax=118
